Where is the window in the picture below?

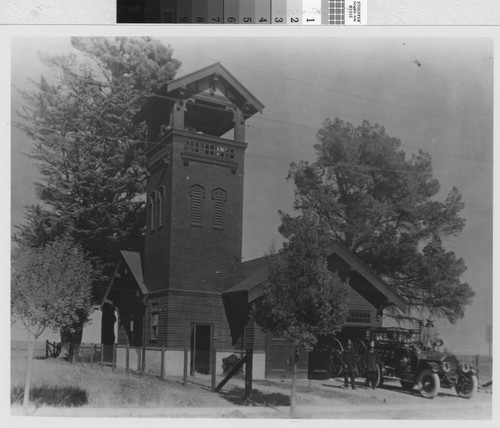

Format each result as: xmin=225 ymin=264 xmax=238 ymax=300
xmin=347 ymin=310 xmax=371 ymax=324
xmin=158 ymin=186 xmax=165 ymax=228
xmin=151 ymin=303 xmax=159 ymax=341
xmin=162 ymin=185 xmax=167 ymax=226
xmin=185 ymin=140 xmax=234 ymax=159
xmin=150 ymin=191 xmax=157 ymax=232
xmin=212 ymin=188 xmax=227 ymax=228
xmin=189 ymin=185 xmax=205 ymax=226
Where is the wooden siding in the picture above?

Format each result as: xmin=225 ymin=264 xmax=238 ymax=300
xmin=144 ymin=148 xmax=173 ymax=294
xmin=243 ymin=319 xmax=266 ymax=352
xmin=165 ymin=289 xmax=237 ymax=352
xmin=168 ymin=134 xmax=245 ymax=295
xmin=142 ymin=130 xmax=247 ymax=352
xmin=265 ymin=333 xmax=309 ymax=379
xmin=344 ymin=281 xmax=379 ymax=327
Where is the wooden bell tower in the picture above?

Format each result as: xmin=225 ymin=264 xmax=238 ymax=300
xmin=133 ymin=63 xmax=264 ymax=363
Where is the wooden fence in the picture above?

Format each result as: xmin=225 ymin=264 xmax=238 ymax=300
xmin=44 ymin=342 xmax=254 ymax=394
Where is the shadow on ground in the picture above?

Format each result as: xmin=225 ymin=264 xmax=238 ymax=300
xmin=221 ymin=386 xmax=290 ymax=407
xmin=11 ymin=385 xmax=88 ymax=407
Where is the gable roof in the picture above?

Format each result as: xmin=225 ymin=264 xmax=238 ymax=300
xmin=165 ymin=62 xmax=264 ymax=113
xmin=120 ymin=251 xmax=147 ymax=295
xmin=134 ymin=62 xmax=264 ymax=126
xmin=224 ymin=256 xmax=267 ymax=302
xmin=101 ymin=251 xmax=148 ymax=308
xmin=326 ymin=241 xmax=407 ymax=312
xmin=224 ymin=242 xmax=407 ymax=312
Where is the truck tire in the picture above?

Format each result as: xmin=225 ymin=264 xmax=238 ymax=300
xmin=455 ymin=374 xmax=478 ymax=399
xmin=417 ymin=369 xmax=440 ymax=399
xmin=375 ymin=364 xmax=384 ymax=387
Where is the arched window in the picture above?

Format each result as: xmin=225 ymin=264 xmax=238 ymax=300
xmin=158 ymin=186 xmax=165 ymax=229
xmin=189 ymin=185 xmax=205 ymax=226
xmin=150 ymin=191 xmax=157 ymax=232
xmin=212 ymin=188 xmax=227 ymax=228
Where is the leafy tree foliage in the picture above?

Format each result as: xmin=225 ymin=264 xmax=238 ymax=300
xmin=14 ymin=37 xmax=181 ymax=282
xmin=287 ymin=118 xmax=474 ymax=322
xmin=254 ymin=211 xmax=349 ymax=351
xmin=11 ymin=237 xmax=96 ymax=410
xmin=12 ymin=237 xmax=95 ymax=340
xmin=253 ymin=211 xmax=348 ymax=415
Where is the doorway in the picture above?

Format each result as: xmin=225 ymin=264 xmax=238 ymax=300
xmin=191 ymin=324 xmax=212 ymax=375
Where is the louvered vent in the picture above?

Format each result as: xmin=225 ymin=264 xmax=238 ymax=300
xmin=190 ymin=185 xmax=205 ymax=226
xmin=212 ymin=188 xmax=227 ymax=228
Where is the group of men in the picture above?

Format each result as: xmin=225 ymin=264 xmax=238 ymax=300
xmin=341 ymin=339 xmax=381 ymax=390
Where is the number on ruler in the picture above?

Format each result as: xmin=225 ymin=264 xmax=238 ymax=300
xmin=179 ymin=16 xmax=189 ymax=23
xmin=290 ymin=17 xmax=299 ymax=23
xmin=211 ymin=17 xmax=221 ymax=23
xmin=195 ymin=17 xmax=205 ymax=23
xmin=243 ymin=17 xmax=252 ymax=23
xmin=275 ymin=17 xmax=283 ymax=23
xmin=227 ymin=17 xmax=236 ymax=23
xmin=259 ymin=17 xmax=267 ymax=23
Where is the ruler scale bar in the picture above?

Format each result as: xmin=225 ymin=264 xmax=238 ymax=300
xmin=136 ymin=0 xmax=366 ymax=25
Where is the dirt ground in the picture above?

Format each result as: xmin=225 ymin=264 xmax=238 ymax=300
xmin=11 ymin=354 xmax=492 ymax=419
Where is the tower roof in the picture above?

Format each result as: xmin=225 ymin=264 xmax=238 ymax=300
xmin=133 ymin=62 xmax=264 ymax=132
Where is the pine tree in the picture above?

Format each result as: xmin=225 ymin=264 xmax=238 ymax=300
xmin=13 ymin=37 xmax=181 ymax=349
xmin=287 ymin=118 xmax=474 ymax=322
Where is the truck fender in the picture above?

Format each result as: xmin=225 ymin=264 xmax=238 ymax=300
xmin=423 ymin=362 xmax=440 ymax=372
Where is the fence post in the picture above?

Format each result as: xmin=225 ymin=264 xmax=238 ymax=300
xmin=113 ymin=344 xmax=117 ymax=371
xmin=160 ymin=346 xmax=165 ymax=381
xmin=211 ymin=348 xmax=217 ymax=391
xmin=46 ymin=340 xmax=49 ymax=359
xmin=475 ymin=354 xmax=479 ymax=367
xmin=90 ymin=343 xmax=94 ymax=366
xmin=244 ymin=348 xmax=253 ymax=401
xmin=141 ymin=345 xmax=146 ymax=374
xmin=100 ymin=344 xmax=104 ymax=367
xmin=183 ymin=347 xmax=188 ymax=386
xmin=126 ymin=344 xmax=130 ymax=373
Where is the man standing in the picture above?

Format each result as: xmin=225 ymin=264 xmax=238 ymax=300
xmin=342 ymin=340 xmax=357 ymax=389
xmin=365 ymin=341 xmax=381 ymax=389
xmin=421 ymin=319 xmax=437 ymax=350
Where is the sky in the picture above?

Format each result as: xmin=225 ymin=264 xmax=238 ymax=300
xmin=8 ymin=31 xmax=494 ymax=356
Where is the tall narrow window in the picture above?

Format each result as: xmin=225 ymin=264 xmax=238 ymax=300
xmin=151 ymin=303 xmax=159 ymax=341
xmin=189 ymin=185 xmax=205 ymax=226
xmin=150 ymin=191 xmax=157 ymax=232
xmin=157 ymin=188 xmax=163 ymax=229
xmin=212 ymin=188 xmax=227 ymax=229
xmin=159 ymin=185 xmax=166 ymax=228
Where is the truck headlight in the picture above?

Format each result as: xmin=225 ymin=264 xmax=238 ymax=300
xmin=459 ymin=363 xmax=470 ymax=373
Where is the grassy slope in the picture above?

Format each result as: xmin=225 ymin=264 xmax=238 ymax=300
xmin=11 ymin=353 xmax=232 ymax=408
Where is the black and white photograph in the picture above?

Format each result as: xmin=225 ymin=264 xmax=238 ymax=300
xmin=8 ymin=30 xmax=493 ymax=420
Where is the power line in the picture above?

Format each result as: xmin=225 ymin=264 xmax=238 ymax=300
xmin=172 ymin=47 xmax=492 ymax=130
xmin=184 ymin=41 xmax=493 ymax=117
xmin=16 ymin=50 xmax=492 ymax=164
